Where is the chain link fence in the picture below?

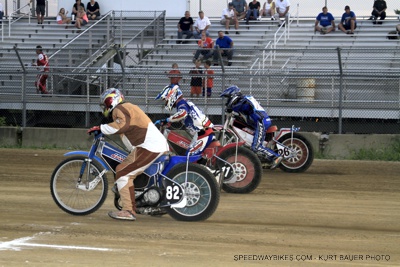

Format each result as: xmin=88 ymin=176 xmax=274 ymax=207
xmin=1 ymin=46 xmax=399 ymax=134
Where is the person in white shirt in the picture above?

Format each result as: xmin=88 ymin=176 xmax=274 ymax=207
xmin=193 ymin=11 xmax=211 ymax=39
xmin=259 ymin=0 xmax=276 ymax=20
xmin=274 ymin=0 xmax=290 ymax=27
xmin=220 ymin=2 xmax=239 ymax=35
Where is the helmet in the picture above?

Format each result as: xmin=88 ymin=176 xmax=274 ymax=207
xmin=100 ymin=88 xmax=124 ymax=117
xmin=155 ymin=85 xmax=183 ymax=111
xmin=220 ymin=85 xmax=241 ymax=98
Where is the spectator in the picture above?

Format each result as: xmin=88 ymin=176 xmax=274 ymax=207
xmin=177 ymin=11 xmax=194 ymax=44
xmin=232 ymin=0 xmax=247 ymax=21
xmin=189 ymin=59 xmax=203 ymax=97
xmin=338 ymin=5 xmax=357 ymax=35
xmin=167 ymin=63 xmax=182 ymax=86
xmin=246 ymin=0 xmax=261 ymax=25
xmin=314 ymin=6 xmax=335 ymax=35
xmin=397 ymin=24 xmax=400 ymax=32
xmin=213 ymin=31 xmax=234 ymax=66
xmin=32 ymin=45 xmax=50 ymax=94
xmin=75 ymin=5 xmax=88 ymax=30
xmin=193 ymin=11 xmax=211 ymax=39
xmin=274 ymin=0 xmax=290 ymax=27
xmin=0 ymin=2 xmax=4 ymax=24
xmin=259 ymin=0 xmax=276 ymax=20
xmin=369 ymin=0 xmax=387 ymax=24
xmin=56 ymin=8 xmax=72 ymax=28
xmin=72 ymin=0 xmax=85 ymax=18
xmin=221 ymin=2 xmax=239 ymax=35
xmin=86 ymin=0 xmax=100 ymax=20
xmin=203 ymin=60 xmax=214 ymax=97
xmin=31 ymin=0 xmax=46 ymax=24
xmin=193 ymin=31 xmax=214 ymax=62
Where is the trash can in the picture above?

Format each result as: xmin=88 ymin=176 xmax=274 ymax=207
xmin=296 ymin=78 xmax=316 ymax=103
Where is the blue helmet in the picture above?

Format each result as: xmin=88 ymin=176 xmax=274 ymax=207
xmin=220 ymin=85 xmax=241 ymax=98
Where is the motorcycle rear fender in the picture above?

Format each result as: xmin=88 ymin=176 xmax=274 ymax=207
xmin=215 ymin=141 xmax=245 ymax=156
xmin=64 ymin=151 xmax=110 ymax=171
xmin=162 ymin=154 xmax=202 ymax=175
xmin=273 ymin=128 xmax=299 ymax=140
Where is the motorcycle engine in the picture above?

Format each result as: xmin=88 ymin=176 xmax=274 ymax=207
xmin=136 ymin=187 xmax=162 ymax=207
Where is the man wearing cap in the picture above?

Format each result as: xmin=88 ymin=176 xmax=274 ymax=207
xmin=193 ymin=11 xmax=211 ymax=39
xmin=221 ymin=2 xmax=239 ymax=35
xmin=338 ymin=5 xmax=357 ymax=35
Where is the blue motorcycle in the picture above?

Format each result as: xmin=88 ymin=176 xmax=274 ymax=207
xmin=50 ymin=130 xmax=220 ymax=221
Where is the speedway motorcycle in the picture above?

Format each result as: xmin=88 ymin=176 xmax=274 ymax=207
xmin=50 ymin=130 xmax=220 ymax=221
xmin=217 ymin=112 xmax=314 ymax=173
xmin=156 ymin=121 xmax=263 ymax=194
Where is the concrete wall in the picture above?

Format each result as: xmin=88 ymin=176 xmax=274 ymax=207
xmin=0 ymin=127 xmax=399 ymax=159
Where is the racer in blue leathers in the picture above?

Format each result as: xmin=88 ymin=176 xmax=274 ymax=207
xmin=220 ymin=85 xmax=283 ymax=169
xmin=155 ymin=85 xmax=215 ymax=156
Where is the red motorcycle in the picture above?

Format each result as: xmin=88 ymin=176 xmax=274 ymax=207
xmin=156 ymin=122 xmax=263 ymax=194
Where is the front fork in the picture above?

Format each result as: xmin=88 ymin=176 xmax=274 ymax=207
xmin=76 ymin=158 xmax=106 ymax=191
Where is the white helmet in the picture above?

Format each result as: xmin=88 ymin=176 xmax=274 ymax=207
xmin=100 ymin=88 xmax=124 ymax=117
xmin=155 ymin=85 xmax=183 ymax=111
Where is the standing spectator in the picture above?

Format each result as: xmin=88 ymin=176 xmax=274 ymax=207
xmin=72 ymin=0 xmax=85 ymax=18
xmin=75 ymin=6 xmax=88 ymax=30
xmin=193 ymin=31 xmax=214 ymax=62
xmin=189 ymin=59 xmax=203 ymax=97
xmin=369 ymin=0 xmax=387 ymax=24
xmin=314 ymin=6 xmax=335 ymax=35
xmin=232 ymin=0 xmax=247 ymax=21
xmin=31 ymin=0 xmax=46 ymax=24
xmin=203 ymin=60 xmax=214 ymax=97
xmin=259 ymin=0 xmax=276 ymax=20
xmin=32 ymin=45 xmax=50 ymax=94
xmin=274 ymin=0 xmax=290 ymax=27
xmin=177 ymin=11 xmax=194 ymax=44
xmin=193 ymin=11 xmax=211 ymax=39
xmin=86 ymin=0 xmax=100 ymax=20
xmin=213 ymin=31 xmax=234 ymax=66
xmin=338 ymin=5 xmax=357 ymax=35
xmin=56 ymin=8 xmax=72 ymax=28
xmin=0 ymin=2 xmax=4 ymax=24
xmin=221 ymin=2 xmax=239 ymax=35
xmin=167 ymin=63 xmax=182 ymax=86
xmin=245 ymin=0 xmax=261 ymax=25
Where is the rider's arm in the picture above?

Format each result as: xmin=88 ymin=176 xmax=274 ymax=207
xmin=168 ymin=109 xmax=188 ymax=123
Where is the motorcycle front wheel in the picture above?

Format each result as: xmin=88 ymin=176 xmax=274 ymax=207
xmin=50 ymin=156 xmax=108 ymax=216
xmin=166 ymin=163 xmax=220 ymax=221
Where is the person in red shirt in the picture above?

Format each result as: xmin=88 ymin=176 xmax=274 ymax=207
xmin=193 ymin=31 xmax=214 ymax=62
xmin=167 ymin=63 xmax=182 ymax=86
xmin=203 ymin=60 xmax=214 ymax=97
xmin=33 ymin=45 xmax=50 ymax=94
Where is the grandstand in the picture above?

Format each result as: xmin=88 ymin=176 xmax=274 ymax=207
xmin=0 ymin=12 xmax=399 ymax=133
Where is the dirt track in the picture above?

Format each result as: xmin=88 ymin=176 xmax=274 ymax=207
xmin=0 ymin=148 xmax=399 ymax=267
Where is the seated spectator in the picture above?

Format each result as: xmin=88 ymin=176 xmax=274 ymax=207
xmin=274 ymin=0 xmax=290 ymax=27
xmin=246 ymin=0 xmax=261 ymax=25
xmin=220 ymin=3 xmax=239 ymax=35
xmin=0 ymin=2 xmax=4 ymax=24
xmin=232 ymin=0 xmax=247 ymax=21
xmin=86 ymin=0 xmax=100 ymax=20
xmin=193 ymin=31 xmax=214 ymax=62
xmin=213 ymin=31 xmax=234 ymax=66
xmin=314 ymin=6 xmax=335 ymax=35
xmin=369 ymin=0 xmax=387 ymax=24
xmin=338 ymin=5 xmax=357 ymax=35
xmin=72 ymin=0 xmax=85 ymax=18
xmin=259 ymin=0 xmax=275 ymax=20
xmin=177 ymin=11 xmax=194 ymax=44
xmin=193 ymin=11 xmax=211 ymax=39
xmin=56 ymin=8 xmax=72 ymax=28
xmin=75 ymin=6 xmax=88 ymax=30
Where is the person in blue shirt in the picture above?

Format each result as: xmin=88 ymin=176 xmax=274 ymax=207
xmin=220 ymin=86 xmax=283 ymax=169
xmin=155 ymin=85 xmax=215 ymax=156
xmin=338 ymin=5 xmax=357 ymax=35
xmin=314 ymin=6 xmax=335 ymax=35
xmin=213 ymin=31 xmax=234 ymax=66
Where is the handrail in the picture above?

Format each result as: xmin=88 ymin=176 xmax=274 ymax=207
xmin=7 ymin=2 xmax=32 ymax=37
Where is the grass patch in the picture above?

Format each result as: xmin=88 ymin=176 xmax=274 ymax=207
xmin=348 ymin=137 xmax=400 ymax=161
